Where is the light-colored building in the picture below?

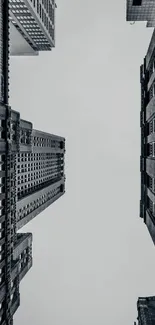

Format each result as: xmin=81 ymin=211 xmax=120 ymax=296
xmin=126 ymin=0 xmax=155 ymax=27
xmin=9 ymin=0 xmax=56 ymax=56
xmin=10 ymin=22 xmax=38 ymax=56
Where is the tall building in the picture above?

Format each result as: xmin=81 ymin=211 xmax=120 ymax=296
xmin=126 ymin=0 xmax=155 ymax=27
xmin=140 ymin=29 xmax=155 ymax=245
xmin=134 ymin=296 xmax=155 ymax=325
xmin=0 ymin=0 xmax=66 ymax=324
xmin=14 ymin=112 xmax=65 ymax=231
xmin=0 ymin=107 xmax=65 ymax=323
xmin=9 ymin=0 xmax=56 ymax=56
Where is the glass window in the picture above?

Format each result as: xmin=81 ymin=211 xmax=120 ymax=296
xmin=153 ymin=83 xmax=155 ymax=97
xmin=153 ymin=60 xmax=155 ymax=73
xmin=153 ymin=119 xmax=155 ymax=133
xmin=149 ymin=143 xmax=153 ymax=156
xmin=150 ymin=120 xmax=153 ymax=134
xmin=153 ymin=143 xmax=155 ymax=157
xmin=132 ymin=0 xmax=142 ymax=5
xmin=37 ymin=0 xmax=39 ymax=13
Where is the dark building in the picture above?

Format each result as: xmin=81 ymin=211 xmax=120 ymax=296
xmin=135 ymin=296 xmax=155 ymax=325
xmin=0 ymin=107 xmax=65 ymax=325
xmin=126 ymin=0 xmax=155 ymax=27
xmin=13 ymin=113 xmax=65 ymax=230
xmin=0 ymin=1 xmax=65 ymax=324
xmin=140 ymin=29 xmax=155 ymax=245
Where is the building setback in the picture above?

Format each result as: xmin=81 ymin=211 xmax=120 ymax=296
xmin=9 ymin=0 xmax=56 ymax=56
xmin=140 ymin=29 xmax=155 ymax=245
xmin=0 ymin=0 xmax=66 ymax=323
xmin=0 ymin=106 xmax=65 ymax=324
xmin=134 ymin=296 xmax=155 ymax=325
xmin=14 ymin=114 xmax=65 ymax=230
xmin=126 ymin=0 xmax=155 ymax=27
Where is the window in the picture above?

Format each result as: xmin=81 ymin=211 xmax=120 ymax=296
xmin=148 ymin=197 xmax=153 ymax=213
xmin=153 ymin=202 xmax=155 ymax=216
xmin=153 ymin=119 xmax=155 ymax=133
xmin=149 ymin=143 xmax=153 ymax=156
xmin=132 ymin=0 xmax=142 ymax=5
xmin=153 ymin=60 xmax=155 ymax=73
xmin=149 ymin=142 xmax=155 ymax=157
xmin=37 ymin=0 xmax=39 ymax=13
xmin=153 ymin=142 xmax=155 ymax=157
xmin=152 ymin=178 xmax=155 ymax=193
xmin=153 ymin=83 xmax=155 ymax=97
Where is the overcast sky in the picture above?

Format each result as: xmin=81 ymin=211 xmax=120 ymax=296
xmin=9 ymin=0 xmax=155 ymax=324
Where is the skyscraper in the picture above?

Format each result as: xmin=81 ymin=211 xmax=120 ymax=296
xmin=126 ymin=0 xmax=155 ymax=27
xmin=140 ymin=28 xmax=155 ymax=245
xmin=14 ymin=112 xmax=65 ymax=231
xmin=135 ymin=296 xmax=155 ymax=325
xmin=0 ymin=106 xmax=65 ymax=324
xmin=9 ymin=0 xmax=56 ymax=56
xmin=0 ymin=0 xmax=66 ymax=323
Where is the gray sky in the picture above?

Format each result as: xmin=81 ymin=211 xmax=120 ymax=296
xmin=9 ymin=1 xmax=155 ymax=324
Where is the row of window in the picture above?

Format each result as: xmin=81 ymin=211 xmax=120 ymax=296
xmin=17 ymin=175 xmax=62 ymax=199
xmin=149 ymin=58 xmax=155 ymax=80
xmin=17 ymin=185 xmax=61 ymax=220
xmin=33 ymin=136 xmax=62 ymax=148
xmin=17 ymin=170 xmax=62 ymax=187
xmin=147 ymin=197 xmax=155 ymax=217
xmin=148 ymin=118 xmax=155 ymax=135
xmin=148 ymin=142 xmax=155 ymax=157
xmin=34 ymin=0 xmax=52 ymax=15
xmin=147 ymin=175 xmax=155 ymax=194
xmin=17 ymin=158 xmax=62 ymax=166
xmin=17 ymin=165 xmax=62 ymax=174
xmin=17 ymin=152 xmax=63 ymax=160
xmin=17 ymin=172 xmax=61 ymax=188
xmin=17 ymin=160 xmax=63 ymax=170
xmin=34 ymin=0 xmax=54 ymax=37
xmin=148 ymin=82 xmax=155 ymax=102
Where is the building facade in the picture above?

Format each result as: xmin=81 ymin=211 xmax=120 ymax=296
xmin=134 ymin=296 xmax=155 ymax=325
xmin=140 ymin=29 xmax=155 ymax=245
xmin=0 ymin=0 xmax=65 ymax=324
xmin=9 ymin=0 xmax=56 ymax=55
xmin=126 ymin=0 xmax=155 ymax=27
xmin=0 ymin=104 xmax=65 ymax=324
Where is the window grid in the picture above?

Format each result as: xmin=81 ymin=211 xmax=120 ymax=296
xmin=16 ymin=184 xmax=61 ymax=222
xmin=9 ymin=0 xmax=54 ymax=50
xmin=17 ymin=152 xmax=64 ymax=199
xmin=149 ymin=84 xmax=153 ymax=101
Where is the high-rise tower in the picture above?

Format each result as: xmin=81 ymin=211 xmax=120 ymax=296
xmin=0 ymin=107 xmax=65 ymax=324
xmin=9 ymin=0 xmax=56 ymax=56
xmin=13 ymin=112 xmax=65 ymax=230
xmin=0 ymin=0 xmax=66 ymax=323
xmin=140 ymin=29 xmax=155 ymax=245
